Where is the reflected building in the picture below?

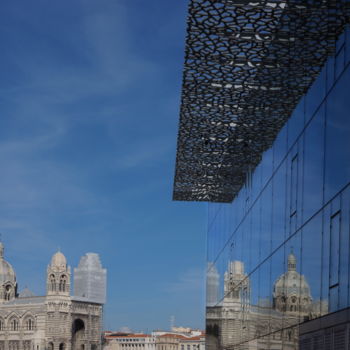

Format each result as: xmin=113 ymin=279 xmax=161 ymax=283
xmin=206 ymin=263 xmax=220 ymax=308
xmin=273 ymin=252 xmax=312 ymax=315
xmin=173 ymin=0 xmax=350 ymax=349
xmin=207 ymin=254 xmax=327 ymax=350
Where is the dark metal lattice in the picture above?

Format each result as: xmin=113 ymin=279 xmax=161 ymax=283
xmin=173 ymin=0 xmax=350 ymax=203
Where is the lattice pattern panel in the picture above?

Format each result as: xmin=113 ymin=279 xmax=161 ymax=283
xmin=173 ymin=0 xmax=350 ymax=202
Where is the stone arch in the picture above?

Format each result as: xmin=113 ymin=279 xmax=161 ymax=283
xmin=22 ymin=312 xmax=35 ymax=331
xmin=72 ymin=319 xmax=85 ymax=350
xmin=59 ymin=343 xmax=65 ymax=350
xmin=48 ymin=342 xmax=54 ymax=350
xmin=72 ymin=318 xmax=85 ymax=334
xmin=49 ymin=274 xmax=56 ymax=292
xmin=8 ymin=315 xmax=19 ymax=331
xmin=59 ymin=275 xmax=68 ymax=292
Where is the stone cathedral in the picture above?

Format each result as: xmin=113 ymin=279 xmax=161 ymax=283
xmin=0 ymin=242 xmax=107 ymax=350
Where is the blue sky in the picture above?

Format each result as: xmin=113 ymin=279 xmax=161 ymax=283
xmin=0 ymin=0 xmax=206 ymax=331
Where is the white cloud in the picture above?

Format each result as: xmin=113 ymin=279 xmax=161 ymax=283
xmin=118 ymin=326 xmax=132 ymax=333
xmin=164 ymin=267 xmax=205 ymax=294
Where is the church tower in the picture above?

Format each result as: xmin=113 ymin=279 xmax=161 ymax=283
xmin=0 ymin=242 xmax=17 ymax=302
xmin=46 ymin=250 xmax=71 ymax=296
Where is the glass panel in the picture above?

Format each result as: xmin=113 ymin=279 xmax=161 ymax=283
xmin=329 ymin=286 xmax=339 ymax=313
xmin=242 ymin=217 xmax=251 ymax=275
xmin=335 ymin=32 xmax=345 ymax=80
xmin=329 ymin=211 xmax=340 ymax=288
xmin=339 ymin=187 xmax=349 ymax=309
xmin=272 ymin=160 xmax=287 ymax=252
xmin=282 ymin=325 xmax=299 ymax=350
xmin=287 ymin=97 xmax=305 ymax=149
xmin=261 ymin=147 xmax=274 ymax=189
xmin=329 ymin=210 xmax=341 ymax=312
xmin=260 ymin=183 xmax=272 ymax=262
xmin=257 ymin=259 xmax=272 ymax=339
xmin=321 ymin=204 xmax=330 ymax=316
xmin=303 ymin=105 xmax=325 ymax=221
xmin=206 ymin=263 xmax=220 ymax=308
xmin=326 ymin=56 xmax=335 ymax=92
xmin=346 ymin=25 xmax=350 ymax=65
xmin=271 ymin=247 xmax=285 ymax=340
xmin=335 ymin=45 xmax=345 ymax=80
xmin=305 ymin=64 xmax=326 ymax=125
xmin=301 ymin=212 xmax=323 ymax=321
xmin=251 ymin=161 xmax=262 ymax=203
xmin=273 ymin=124 xmax=288 ymax=170
xmin=324 ymin=65 xmax=350 ymax=201
xmin=290 ymin=153 xmax=298 ymax=216
xmin=250 ymin=199 xmax=261 ymax=270
xmin=284 ymin=233 xmax=302 ymax=328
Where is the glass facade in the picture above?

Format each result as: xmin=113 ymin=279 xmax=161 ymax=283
xmin=206 ymin=25 xmax=350 ymax=350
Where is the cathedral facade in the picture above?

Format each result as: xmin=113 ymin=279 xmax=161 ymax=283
xmin=0 ymin=242 xmax=106 ymax=350
xmin=206 ymin=253 xmax=327 ymax=350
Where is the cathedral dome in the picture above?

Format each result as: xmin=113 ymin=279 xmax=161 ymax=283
xmin=0 ymin=242 xmax=16 ymax=284
xmin=274 ymin=270 xmax=311 ymax=298
xmin=273 ymin=253 xmax=311 ymax=300
xmin=51 ymin=251 xmax=67 ymax=268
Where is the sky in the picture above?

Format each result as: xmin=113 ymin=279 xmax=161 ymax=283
xmin=0 ymin=0 xmax=207 ymax=332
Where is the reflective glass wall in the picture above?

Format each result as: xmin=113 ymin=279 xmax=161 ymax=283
xmin=206 ymin=25 xmax=350 ymax=350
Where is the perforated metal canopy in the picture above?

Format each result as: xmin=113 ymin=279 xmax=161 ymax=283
xmin=173 ymin=0 xmax=349 ymax=202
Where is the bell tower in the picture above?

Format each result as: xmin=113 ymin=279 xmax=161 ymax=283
xmin=47 ymin=250 xmax=71 ymax=296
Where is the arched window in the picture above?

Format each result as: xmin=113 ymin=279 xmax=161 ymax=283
xmin=5 ymin=285 xmax=12 ymax=301
xmin=26 ymin=318 xmax=34 ymax=331
xmin=10 ymin=319 xmax=19 ymax=331
xmin=50 ymin=274 xmax=56 ymax=292
xmin=59 ymin=275 xmax=67 ymax=292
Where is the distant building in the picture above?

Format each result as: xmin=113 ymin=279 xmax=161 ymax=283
xmin=0 ymin=242 xmax=106 ymax=350
xmin=74 ymin=253 xmax=107 ymax=304
xmin=104 ymin=333 xmax=156 ymax=350
xmin=104 ymin=332 xmax=204 ymax=350
xmin=155 ymin=333 xmax=204 ymax=350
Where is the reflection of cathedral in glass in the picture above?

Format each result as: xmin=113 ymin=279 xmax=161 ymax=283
xmin=206 ymin=253 xmax=326 ymax=350
xmin=273 ymin=253 xmax=312 ymax=315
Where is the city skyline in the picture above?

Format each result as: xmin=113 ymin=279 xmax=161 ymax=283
xmin=0 ymin=0 xmax=205 ymax=332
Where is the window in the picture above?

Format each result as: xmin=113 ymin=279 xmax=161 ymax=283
xmin=26 ymin=318 xmax=34 ymax=331
xmin=10 ymin=319 xmax=19 ymax=331
xmin=59 ymin=275 xmax=67 ymax=292
xmin=50 ymin=275 xmax=56 ymax=292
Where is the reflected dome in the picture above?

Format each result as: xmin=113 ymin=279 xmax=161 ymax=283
xmin=273 ymin=252 xmax=312 ymax=313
